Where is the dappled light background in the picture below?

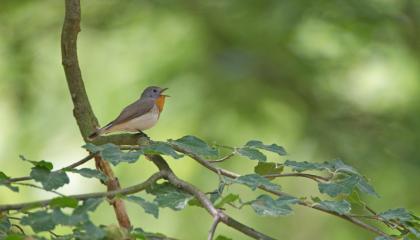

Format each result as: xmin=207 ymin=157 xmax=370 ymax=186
xmin=1 ymin=0 xmax=419 ymax=239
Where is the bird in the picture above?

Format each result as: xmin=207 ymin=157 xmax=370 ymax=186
xmin=88 ymin=86 xmax=168 ymax=140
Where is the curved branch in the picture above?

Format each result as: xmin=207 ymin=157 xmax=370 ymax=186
xmin=61 ymin=0 xmax=133 ymax=229
xmin=0 ymin=172 xmax=163 ymax=212
xmin=170 ymin=143 xmax=392 ymax=238
xmin=147 ymin=154 xmax=276 ymax=240
xmin=263 ymin=173 xmax=330 ymax=182
xmin=4 ymin=153 xmax=95 ymax=184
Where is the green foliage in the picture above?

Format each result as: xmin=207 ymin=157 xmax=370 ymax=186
xmin=284 ymin=160 xmax=327 ymax=172
xmin=68 ymin=168 xmax=107 ymax=182
xmin=1 ymin=138 xmax=419 ymax=239
xmin=214 ymin=194 xmax=240 ymax=209
xmin=378 ymin=208 xmax=413 ymax=222
xmin=318 ymin=175 xmax=359 ymax=197
xmin=131 ymin=228 xmax=173 ymax=240
xmin=21 ymin=210 xmax=56 ymax=232
xmin=142 ymin=142 xmax=183 ymax=159
xmin=83 ymin=143 xmax=141 ymax=165
xmin=0 ymin=171 xmax=19 ymax=192
xmin=215 ymin=235 xmax=233 ymax=240
xmin=234 ymin=174 xmax=280 ymax=191
xmin=313 ymin=198 xmax=351 ymax=215
xmin=237 ymin=147 xmax=266 ymax=161
xmin=147 ymin=182 xmax=193 ymax=211
xmin=30 ymin=167 xmax=69 ymax=191
xmin=0 ymin=216 xmax=11 ymax=237
xmin=254 ymin=162 xmax=284 ymax=176
xmin=50 ymin=197 xmax=79 ymax=209
xmin=250 ymin=195 xmax=298 ymax=216
xmin=245 ymin=140 xmax=287 ymax=156
xmin=126 ymin=196 xmax=159 ymax=218
xmin=169 ymin=135 xmax=218 ymax=157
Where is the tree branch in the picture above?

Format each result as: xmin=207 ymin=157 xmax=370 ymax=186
xmin=170 ymin=143 xmax=392 ymax=238
xmin=61 ymin=0 xmax=133 ymax=229
xmin=4 ymin=153 xmax=95 ymax=184
xmin=147 ymin=154 xmax=276 ymax=240
xmin=208 ymin=213 xmax=221 ymax=240
xmin=0 ymin=172 xmax=163 ymax=212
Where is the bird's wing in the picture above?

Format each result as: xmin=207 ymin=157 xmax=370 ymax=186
xmin=104 ymin=98 xmax=156 ymax=129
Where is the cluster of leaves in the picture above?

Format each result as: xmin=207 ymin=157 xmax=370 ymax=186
xmin=1 ymin=135 xmax=419 ymax=239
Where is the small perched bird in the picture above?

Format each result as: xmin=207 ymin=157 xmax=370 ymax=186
xmin=88 ymin=86 xmax=168 ymax=140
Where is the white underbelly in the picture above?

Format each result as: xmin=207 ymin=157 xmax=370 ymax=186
xmin=108 ymin=106 xmax=159 ymax=132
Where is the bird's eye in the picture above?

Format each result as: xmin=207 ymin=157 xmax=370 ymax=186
xmin=153 ymin=89 xmax=157 ymax=93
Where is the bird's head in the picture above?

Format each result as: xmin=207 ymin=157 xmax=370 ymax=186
xmin=140 ymin=86 xmax=169 ymax=99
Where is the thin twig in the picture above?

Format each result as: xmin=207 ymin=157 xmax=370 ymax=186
xmin=0 ymin=172 xmax=163 ymax=212
xmin=263 ymin=173 xmax=330 ymax=182
xmin=147 ymin=154 xmax=276 ymax=240
xmin=11 ymin=224 xmax=25 ymax=235
xmin=208 ymin=212 xmax=221 ymax=240
xmin=208 ymin=152 xmax=236 ymax=163
xmin=170 ymin=143 xmax=393 ymax=238
xmin=4 ymin=153 xmax=95 ymax=184
xmin=14 ymin=183 xmax=65 ymax=197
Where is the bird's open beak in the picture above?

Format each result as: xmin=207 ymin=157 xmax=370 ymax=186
xmin=160 ymin=88 xmax=170 ymax=97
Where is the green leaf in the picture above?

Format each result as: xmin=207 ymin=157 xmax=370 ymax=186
xmin=0 ymin=216 xmax=11 ymax=233
xmin=20 ymin=155 xmax=53 ymax=170
xmin=254 ymin=162 xmax=283 ymax=176
xmin=245 ymin=140 xmax=287 ymax=156
xmin=50 ymin=197 xmax=79 ymax=209
xmin=126 ymin=196 xmax=159 ymax=218
xmin=408 ymin=225 xmax=420 ymax=238
xmin=68 ymin=168 xmax=107 ymax=182
xmin=73 ymin=198 xmax=104 ymax=215
xmin=378 ymin=208 xmax=413 ymax=222
xmin=235 ymin=174 xmax=280 ymax=191
xmin=237 ymin=147 xmax=266 ymax=161
xmin=21 ymin=210 xmax=56 ymax=232
xmin=101 ymin=144 xmax=141 ymax=165
xmin=284 ymin=160 xmax=328 ymax=172
xmin=318 ymin=175 xmax=359 ymax=197
xmin=356 ymin=175 xmax=379 ymax=197
xmin=215 ymin=194 xmax=240 ymax=208
xmin=250 ymin=195 xmax=297 ymax=216
xmin=83 ymin=143 xmax=141 ymax=166
xmin=52 ymin=209 xmax=88 ymax=226
xmin=346 ymin=190 xmax=366 ymax=210
xmin=328 ymin=160 xmax=359 ymax=175
xmin=0 ymin=171 xmax=9 ymax=181
xmin=215 ymin=235 xmax=233 ymax=240
xmin=73 ymin=221 xmax=105 ymax=240
xmin=314 ymin=200 xmax=351 ymax=215
xmin=3 ymin=234 xmax=25 ymax=240
xmin=147 ymin=182 xmax=193 ymax=211
xmin=142 ymin=142 xmax=183 ymax=159
xmin=131 ymin=228 xmax=170 ymax=240
xmin=0 ymin=172 xmax=19 ymax=192
xmin=169 ymin=135 xmax=218 ymax=157
xmin=30 ymin=167 xmax=69 ymax=191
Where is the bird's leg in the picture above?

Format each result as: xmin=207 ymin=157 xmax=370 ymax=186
xmin=136 ymin=129 xmax=150 ymax=140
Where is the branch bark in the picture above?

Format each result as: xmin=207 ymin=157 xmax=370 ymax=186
xmin=61 ymin=0 xmax=132 ymax=229
xmin=147 ymin=154 xmax=276 ymax=240
xmin=4 ymin=153 xmax=95 ymax=184
xmin=0 ymin=172 xmax=163 ymax=212
xmin=170 ymin=143 xmax=392 ymax=238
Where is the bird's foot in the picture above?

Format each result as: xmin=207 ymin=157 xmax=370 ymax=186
xmin=136 ymin=130 xmax=150 ymax=140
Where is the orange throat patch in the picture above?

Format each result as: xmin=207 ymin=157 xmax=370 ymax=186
xmin=155 ymin=95 xmax=166 ymax=113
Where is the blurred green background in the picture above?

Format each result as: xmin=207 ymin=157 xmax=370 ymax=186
xmin=0 ymin=0 xmax=419 ymax=239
